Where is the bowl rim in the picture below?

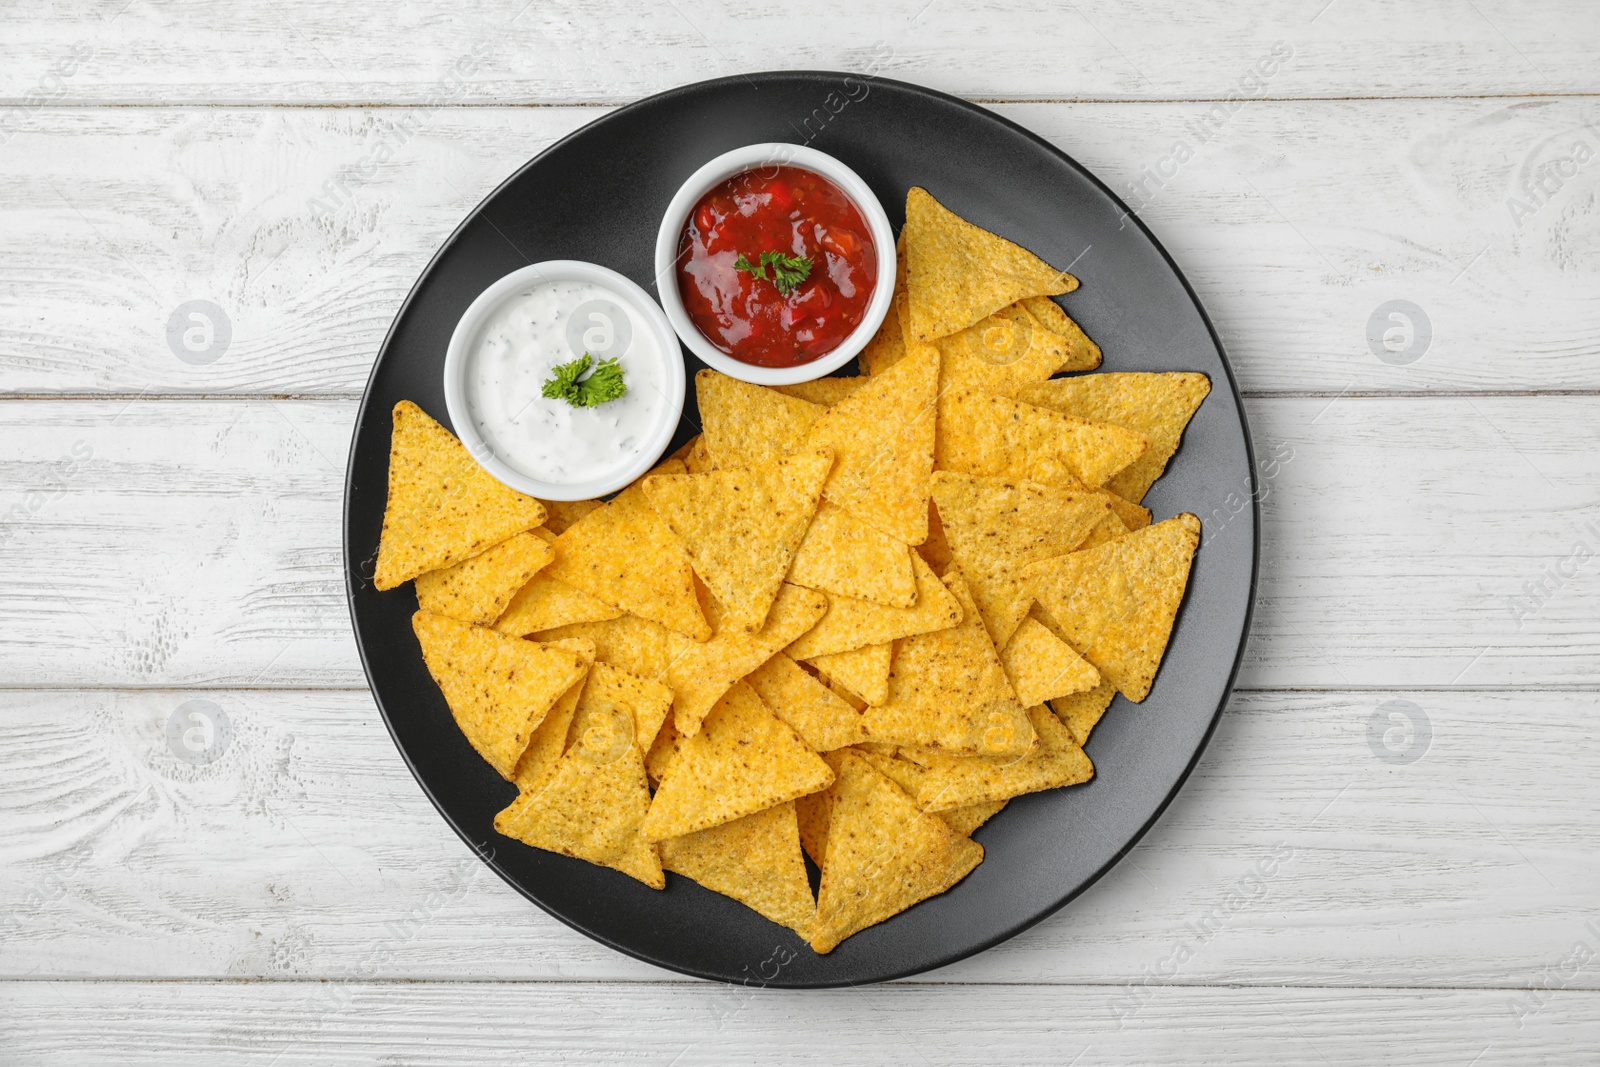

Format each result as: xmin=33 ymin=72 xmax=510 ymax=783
xmin=441 ymin=259 xmax=686 ymax=501
xmin=652 ymin=141 xmax=897 ymax=386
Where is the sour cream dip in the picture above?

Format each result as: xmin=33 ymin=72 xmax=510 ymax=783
xmin=443 ymin=261 xmax=684 ymax=501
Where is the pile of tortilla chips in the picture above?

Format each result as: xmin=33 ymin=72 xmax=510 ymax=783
xmin=375 ymin=187 xmax=1210 ymax=955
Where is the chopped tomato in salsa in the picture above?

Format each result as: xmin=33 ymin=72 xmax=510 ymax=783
xmin=676 ymin=166 xmax=879 ymax=368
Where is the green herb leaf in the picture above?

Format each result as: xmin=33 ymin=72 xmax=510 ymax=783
xmin=761 ymin=250 xmax=814 ymax=296
xmin=542 ymin=353 xmax=627 ymax=408
xmin=735 ymin=250 xmax=814 ymax=296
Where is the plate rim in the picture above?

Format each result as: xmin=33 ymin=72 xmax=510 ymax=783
xmin=342 ymin=69 xmax=1260 ymax=988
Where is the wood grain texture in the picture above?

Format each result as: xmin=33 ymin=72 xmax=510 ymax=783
xmin=0 ymin=396 xmax=1594 ymax=690
xmin=2 ymin=688 xmax=1596 ymax=986
xmin=3 ymin=980 xmax=1598 ymax=1064
xmin=4 ymin=99 xmax=1600 ymax=396
xmin=2 ymin=0 xmax=1599 ymax=104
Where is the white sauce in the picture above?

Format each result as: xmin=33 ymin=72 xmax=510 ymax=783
xmin=465 ymin=279 xmax=666 ymax=486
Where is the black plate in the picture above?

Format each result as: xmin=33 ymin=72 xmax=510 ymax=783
xmin=343 ymin=71 xmax=1258 ymax=987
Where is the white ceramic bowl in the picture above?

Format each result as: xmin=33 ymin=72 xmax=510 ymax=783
xmin=442 ymin=260 xmax=685 ymax=501
xmin=653 ymin=143 xmax=896 ymax=387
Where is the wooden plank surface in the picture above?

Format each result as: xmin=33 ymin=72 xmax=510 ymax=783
xmin=3 ymin=688 xmax=1595 ymax=986
xmin=4 ymin=99 xmax=1599 ymax=397
xmin=4 ymin=980 xmax=1598 ymax=1065
xmin=0 ymin=395 xmax=1594 ymax=690
xmin=3 ymin=0 xmax=1599 ymax=105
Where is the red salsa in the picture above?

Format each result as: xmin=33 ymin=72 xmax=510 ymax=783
xmin=676 ymin=165 xmax=878 ymax=368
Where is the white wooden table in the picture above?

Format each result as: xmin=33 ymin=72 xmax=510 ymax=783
xmin=4 ymin=3 xmax=1598 ymax=1062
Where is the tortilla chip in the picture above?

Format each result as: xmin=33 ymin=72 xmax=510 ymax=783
xmin=854 ymin=750 xmax=1006 ymax=838
xmin=1074 ymin=509 xmax=1129 ymax=552
xmin=809 ymin=750 xmax=984 ymax=953
xmin=785 ymin=552 xmax=962 ymax=661
xmin=803 ymin=345 xmax=937 ymax=545
xmin=999 ymin=617 xmax=1101 ymax=707
xmin=414 ymin=530 xmax=554 ymax=626
xmin=644 ymin=717 xmax=681 ymax=787
xmin=509 ymin=638 xmax=597 ymax=794
xmin=412 ymin=611 xmax=589 ymax=779
xmin=745 ymin=652 xmax=868 ymax=752
xmin=495 ymin=706 xmax=663 ymax=890
xmin=860 ymin=233 xmax=909 ymax=377
xmin=579 ymin=660 xmax=675 ymax=755
xmin=828 ymin=677 xmax=868 ymax=712
xmin=658 ymin=800 xmax=815 ymax=940
xmin=545 ymin=460 xmax=710 ymax=641
xmin=919 ymin=499 xmax=953 ymax=574
xmin=1018 ymin=372 xmax=1211 ymax=503
xmin=929 ymin=471 xmax=1110 ymax=647
xmin=907 ymin=704 xmax=1094 ymax=812
xmin=640 ymin=682 xmax=835 ymax=841
xmin=696 ymin=370 xmax=825 ymax=469
xmin=1020 ymin=297 xmax=1101 ymax=372
xmin=374 ymin=401 xmax=546 ymax=589
xmin=936 ymin=389 xmax=1149 ymax=491
xmin=530 ymin=612 xmax=672 ymax=684
xmin=1103 ymin=492 xmax=1152 ymax=531
xmin=903 ymin=187 xmax=1076 ymax=341
xmin=667 ymin=583 xmax=829 ymax=737
xmin=787 ymin=501 xmax=916 ymax=609
xmin=934 ymin=303 xmax=1069 ymax=397
xmin=859 ymin=567 xmax=1035 ymax=757
xmin=644 ymin=448 xmax=832 ymax=634
xmin=773 ymin=377 xmax=870 ymax=406
xmin=1027 ymin=513 xmax=1201 ymax=702
xmin=1051 ymin=676 xmax=1118 ymax=747
xmin=803 ymin=642 xmax=892 ymax=707
xmin=494 ymin=569 xmax=623 ymax=638
xmin=536 ymin=498 xmax=602 ymax=535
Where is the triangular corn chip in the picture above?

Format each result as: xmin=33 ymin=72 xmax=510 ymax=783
xmin=934 ymin=303 xmax=1068 ymax=398
xmin=745 ymin=652 xmax=867 ymax=752
xmin=644 ymin=717 xmax=682 ymax=787
xmin=903 ymin=186 xmax=1076 ymax=341
xmin=640 ymin=682 xmax=834 ymax=841
xmin=545 ymin=459 xmax=710 ymax=641
xmin=859 ymin=233 xmax=909 ymax=376
xmin=495 ymin=706 xmax=663 ymax=889
xmin=854 ymin=749 xmax=1007 ymax=838
xmin=805 ymin=345 xmax=938 ymax=545
xmin=1019 ymin=372 xmax=1211 ymax=502
xmin=1027 ymin=514 xmax=1201 ymax=701
xmin=412 ymin=611 xmax=589 ymax=779
xmin=510 ymin=638 xmax=596 ymax=794
xmin=1074 ymin=509 xmax=1130 ymax=552
xmin=1020 ymin=297 xmax=1101 ymax=372
xmin=1103 ymin=491 xmax=1152 ymax=531
xmin=495 ymin=527 xmax=623 ymax=637
xmin=860 ymin=567 xmax=1035 ymax=757
xmin=696 ymin=370 xmax=825 ymax=469
xmin=803 ymin=642 xmax=892 ymax=707
xmin=414 ymin=530 xmax=553 ymax=626
xmin=787 ymin=501 xmax=916 ymax=609
xmin=658 ymin=801 xmax=816 ymax=940
xmin=531 ymin=612 xmax=673 ymax=684
xmin=644 ymin=448 xmax=832 ymax=634
xmin=535 ymin=498 xmax=602 ymax=535
xmin=999 ymin=616 xmax=1100 ymax=706
xmin=785 ymin=552 xmax=961 ymax=661
xmin=936 ymin=389 xmax=1148 ymax=491
xmin=581 ymin=660 xmax=675 ymax=756
xmin=906 ymin=704 xmax=1094 ymax=812
xmin=930 ymin=471 xmax=1110 ymax=647
xmin=773 ymin=377 xmax=870 ymax=406
xmin=374 ymin=401 xmax=546 ymax=589
xmin=1051 ymin=676 xmax=1118 ymax=746
xmin=667 ymin=583 xmax=829 ymax=737
xmin=810 ymin=750 xmax=984 ymax=953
